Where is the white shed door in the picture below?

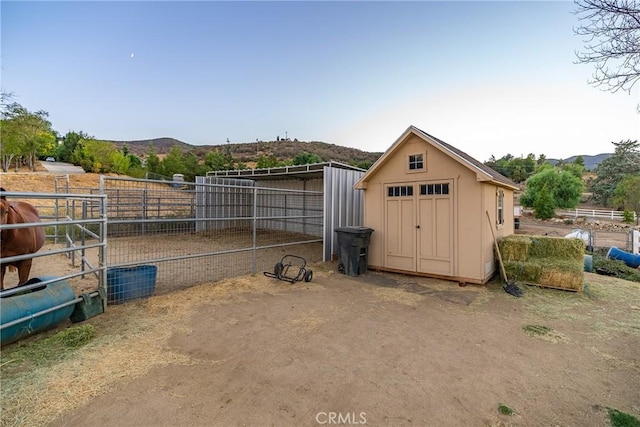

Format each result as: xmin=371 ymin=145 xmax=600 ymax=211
xmin=384 ymin=182 xmax=453 ymax=275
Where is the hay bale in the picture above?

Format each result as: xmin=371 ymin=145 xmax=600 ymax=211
xmin=504 ymin=260 xmax=543 ymax=284
xmin=498 ymin=236 xmax=531 ymax=262
xmin=495 ymin=234 xmax=585 ymax=291
xmin=539 ymin=264 xmax=583 ymax=291
xmin=503 ymin=258 xmax=583 ymax=291
xmin=528 ymin=236 xmax=584 ymax=261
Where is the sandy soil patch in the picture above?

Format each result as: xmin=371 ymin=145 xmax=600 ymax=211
xmin=1 ymin=268 xmax=638 ymax=427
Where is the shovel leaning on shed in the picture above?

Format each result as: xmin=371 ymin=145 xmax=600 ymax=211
xmin=486 ymin=211 xmax=523 ymax=297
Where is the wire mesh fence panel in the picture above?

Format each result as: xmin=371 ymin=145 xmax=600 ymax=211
xmin=591 ymin=229 xmax=636 ymax=252
xmin=103 ymin=176 xmax=324 ymax=295
xmin=0 ymin=190 xmax=106 ymax=299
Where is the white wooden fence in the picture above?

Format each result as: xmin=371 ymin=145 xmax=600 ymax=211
xmin=633 ymin=230 xmax=640 ymax=255
xmin=556 ymin=208 xmax=638 ymax=222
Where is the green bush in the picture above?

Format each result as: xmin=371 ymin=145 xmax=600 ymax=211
xmin=622 ymin=210 xmax=635 ymax=223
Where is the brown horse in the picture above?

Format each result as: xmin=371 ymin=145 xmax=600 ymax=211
xmin=0 ymin=188 xmax=46 ymax=290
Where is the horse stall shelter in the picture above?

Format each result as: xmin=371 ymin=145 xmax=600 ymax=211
xmin=203 ymin=161 xmax=366 ymax=262
xmin=354 ymin=126 xmax=519 ymax=284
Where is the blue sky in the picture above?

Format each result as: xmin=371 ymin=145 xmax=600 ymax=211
xmin=2 ymin=1 xmax=638 ymax=162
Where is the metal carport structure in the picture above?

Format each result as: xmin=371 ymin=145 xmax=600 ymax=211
xmin=204 ymin=161 xmax=366 ymax=261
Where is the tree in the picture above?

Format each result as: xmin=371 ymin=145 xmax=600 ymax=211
xmin=145 ymin=145 xmax=161 ymax=176
xmin=204 ymin=149 xmax=235 ymax=171
xmin=0 ymin=101 xmax=55 ymax=171
xmin=292 ymin=152 xmax=322 ymax=165
xmin=182 ymin=152 xmax=205 ymax=182
xmin=160 ymin=145 xmax=185 ymax=177
xmin=204 ymin=151 xmax=226 ymax=171
xmin=533 ymin=184 xmax=556 ymax=219
xmin=591 ymin=139 xmax=640 ymax=205
xmin=613 ymin=174 xmax=640 ymax=223
xmin=561 ymin=162 xmax=585 ymax=179
xmin=350 ymin=160 xmax=374 ymax=170
xmin=16 ymin=108 xmax=55 ymax=171
xmin=256 ymin=155 xmax=283 ymax=169
xmin=0 ymin=113 xmax=21 ymax=172
xmin=520 ymin=165 xmax=584 ymax=212
xmin=484 ymin=153 xmax=538 ymax=183
xmin=56 ymin=131 xmax=92 ymax=163
xmin=109 ymin=150 xmax=131 ymax=174
xmin=574 ymin=0 xmax=640 ymax=93
xmin=72 ymin=139 xmax=118 ymax=173
xmin=536 ymin=154 xmax=548 ymax=168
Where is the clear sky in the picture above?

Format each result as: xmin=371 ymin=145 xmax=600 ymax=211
xmin=2 ymin=1 xmax=638 ymax=162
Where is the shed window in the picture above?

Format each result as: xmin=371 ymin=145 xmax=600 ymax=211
xmin=497 ymin=190 xmax=504 ymax=226
xmin=388 ymin=186 xmax=414 ymax=197
xmin=420 ymin=183 xmax=449 ymax=195
xmin=408 ymin=154 xmax=424 ymax=171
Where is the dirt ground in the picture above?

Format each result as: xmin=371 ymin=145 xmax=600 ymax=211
xmin=2 ymin=169 xmax=640 ymax=426
xmin=2 ymin=264 xmax=638 ymax=427
xmin=517 ymin=216 xmax=637 ymax=251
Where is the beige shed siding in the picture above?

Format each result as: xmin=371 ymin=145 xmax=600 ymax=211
xmin=360 ymin=131 xmax=516 ymax=284
xmin=454 ymin=168 xmax=484 ymax=281
xmin=363 ymin=135 xmax=477 ymax=271
xmin=480 ymin=183 xmax=515 ymax=282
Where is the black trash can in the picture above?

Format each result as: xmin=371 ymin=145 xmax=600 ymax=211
xmin=335 ymin=227 xmax=374 ymax=276
xmin=514 ymin=217 xmax=520 ymax=230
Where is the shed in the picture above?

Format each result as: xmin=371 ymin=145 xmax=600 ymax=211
xmin=201 ymin=161 xmax=366 ymax=262
xmin=354 ymin=126 xmax=519 ymax=284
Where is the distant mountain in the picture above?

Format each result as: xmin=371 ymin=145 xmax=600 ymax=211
xmin=108 ymin=138 xmax=383 ymax=167
xmin=107 ymin=137 xmax=193 ymax=156
xmin=547 ymin=153 xmax=611 ymax=171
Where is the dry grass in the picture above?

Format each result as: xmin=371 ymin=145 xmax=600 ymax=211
xmin=522 ymin=273 xmax=640 ymax=337
xmin=0 ymin=172 xmax=102 ymax=198
xmin=522 ymin=324 xmax=567 ymax=343
xmin=0 ymin=171 xmax=186 ymax=211
xmin=0 ymin=274 xmax=281 ymax=427
xmin=367 ymin=286 xmax=424 ymax=307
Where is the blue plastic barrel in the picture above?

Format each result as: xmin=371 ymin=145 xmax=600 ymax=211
xmin=107 ymin=265 xmax=157 ymax=304
xmin=1 ymin=277 xmax=76 ymax=345
xmin=606 ymin=246 xmax=640 ymax=268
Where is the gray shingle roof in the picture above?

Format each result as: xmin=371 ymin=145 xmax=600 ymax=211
xmin=411 ymin=126 xmax=518 ymax=190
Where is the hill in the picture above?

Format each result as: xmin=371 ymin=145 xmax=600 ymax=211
xmin=107 ymin=138 xmax=193 ymax=156
xmin=547 ymin=153 xmax=611 ymax=170
xmin=109 ymin=138 xmax=383 ymax=167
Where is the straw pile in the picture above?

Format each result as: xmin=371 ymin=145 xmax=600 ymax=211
xmin=497 ymin=235 xmax=584 ymax=291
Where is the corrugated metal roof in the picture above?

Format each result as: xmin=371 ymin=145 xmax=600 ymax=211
xmin=206 ymin=161 xmax=365 ymax=181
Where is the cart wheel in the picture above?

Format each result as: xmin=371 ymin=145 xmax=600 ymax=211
xmin=274 ymin=262 xmax=284 ymax=278
xmin=304 ymin=269 xmax=313 ymax=282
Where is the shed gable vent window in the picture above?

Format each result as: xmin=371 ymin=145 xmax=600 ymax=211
xmin=388 ymin=186 xmax=414 ymax=197
xmin=420 ymin=183 xmax=449 ymax=195
xmin=408 ymin=154 xmax=424 ymax=170
xmin=497 ymin=190 xmax=504 ymax=226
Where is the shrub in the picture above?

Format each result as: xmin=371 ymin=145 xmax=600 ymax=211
xmin=622 ymin=210 xmax=635 ymax=223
